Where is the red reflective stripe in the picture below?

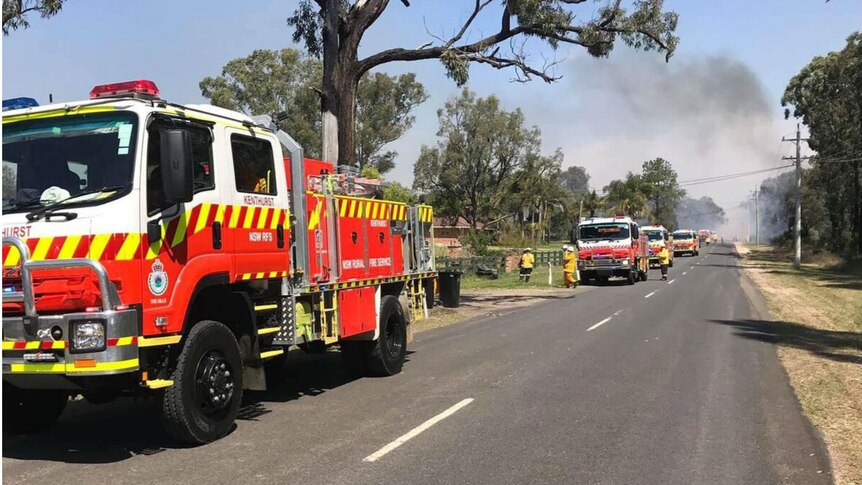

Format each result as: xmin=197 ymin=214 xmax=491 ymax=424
xmin=73 ymin=236 xmax=91 ymax=258
xmin=13 ymin=341 xmax=26 ymax=350
xmin=107 ymin=338 xmax=119 ymax=346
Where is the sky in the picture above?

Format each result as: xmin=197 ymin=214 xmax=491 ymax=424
xmin=3 ymin=0 xmax=861 ymax=237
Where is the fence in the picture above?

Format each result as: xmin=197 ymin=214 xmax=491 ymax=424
xmin=437 ymin=250 xmax=564 ymax=274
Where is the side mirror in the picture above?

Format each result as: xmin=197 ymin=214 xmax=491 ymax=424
xmin=160 ymin=128 xmax=193 ymax=204
xmin=631 ymin=224 xmax=639 ymax=239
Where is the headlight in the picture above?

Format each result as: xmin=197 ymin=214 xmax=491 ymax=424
xmin=621 ymin=259 xmax=630 ymax=267
xmin=71 ymin=321 xmax=106 ymax=353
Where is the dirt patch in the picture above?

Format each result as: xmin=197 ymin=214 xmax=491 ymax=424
xmin=736 ymin=243 xmax=862 ymax=485
xmin=413 ymin=287 xmax=580 ymax=333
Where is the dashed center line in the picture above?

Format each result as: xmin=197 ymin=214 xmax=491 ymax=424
xmin=363 ymin=398 xmax=474 ymax=462
xmin=587 ymin=317 xmax=613 ymax=332
xmin=668 ymin=279 xmax=675 ymax=284
xmin=682 ymin=271 xmax=687 ymax=275
xmin=644 ymin=291 xmax=656 ymax=299
xmin=613 ymin=309 xmax=623 ymax=316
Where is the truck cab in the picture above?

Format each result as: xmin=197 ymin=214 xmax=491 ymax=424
xmin=574 ymin=215 xmax=648 ymax=285
xmin=672 ymin=229 xmax=698 ymax=256
xmin=641 ymin=224 xmax=674 ymax=268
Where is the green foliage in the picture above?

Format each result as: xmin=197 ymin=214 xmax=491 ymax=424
xmin=782 ymin=32 xmax=862 ymax=254
xmin=382 ymin=182 xmax=417 ymax=204
xmin=460 ymin=229 xmax=496 ymax=257
xmin=356 ymin=72 xmax=428 ymax=172
xmin=199 ymin=48 xmax=427 ymax=173
xmin=3 ymin=0 xmax=65 ymax=35
xmin=603 ymin=172 xmax=648 ymax=218
xmin=360 ymin=166 xmax=380 ymax=179
xmin=641 ymin=157 xmax=685 ymax=228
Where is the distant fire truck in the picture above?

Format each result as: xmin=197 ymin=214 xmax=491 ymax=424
xmin=1 ymin=81 xmax=436 ymax=444
xmin=574 ymin=216 xmax=649 ymax=285
xmin=672 ymin=229 xmax=698 ymax=257
xmin=641 ymin=224 xmax=674 ymax=268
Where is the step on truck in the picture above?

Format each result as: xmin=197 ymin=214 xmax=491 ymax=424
xmin=1 ymin=80 xmax=436 ymax=444
xmin=574 ymin=216 xmax=649 ymax=285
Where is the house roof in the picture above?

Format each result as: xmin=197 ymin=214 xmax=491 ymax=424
xmin=433 ymin=216 xmax=484 ymax=229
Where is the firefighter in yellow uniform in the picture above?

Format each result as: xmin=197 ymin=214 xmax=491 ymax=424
xmin=658 ymin=245 xmax=670 ymax=281
xmin=562 ymin=245 xmax=577 ymax=288
xmin=519 ymin=248 xmax=535 ymax=282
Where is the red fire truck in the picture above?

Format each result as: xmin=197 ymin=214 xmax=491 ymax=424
xmin=1 ymin=80 xmax=436 ymax=444
xmin=574 ymin=216 xmax=649 ymax=285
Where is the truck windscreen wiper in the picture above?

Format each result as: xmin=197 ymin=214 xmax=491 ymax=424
xmin=25 ymin=185 xmax=127 ymax=222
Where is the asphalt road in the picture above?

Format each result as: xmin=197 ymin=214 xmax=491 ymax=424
xmin=2 ymin=244 xmax=833 ymax=484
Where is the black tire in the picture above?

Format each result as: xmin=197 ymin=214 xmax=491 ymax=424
xmin=626 ymin=270 xmax=636 ymax=285
xmin=366 ymin=295 xmax=407 ymax=376
xmin=340 ymin=340 xmax=372 ymax=377
xmin=3 ymin=383 xmax=67 ymax=435
xmin=160 ymin=320 xmax=243 ymax=445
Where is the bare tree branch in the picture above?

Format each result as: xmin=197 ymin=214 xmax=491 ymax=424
xmin=445 ymin=0 xmax=495 ymax=48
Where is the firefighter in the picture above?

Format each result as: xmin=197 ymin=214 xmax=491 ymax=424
xmin=562 ymin=245 xmax=577 ymax=288
xmin=518 ymin=248 xmax=535 ymax=282
xmin=658 ymin=245 xmax=670 ymax=281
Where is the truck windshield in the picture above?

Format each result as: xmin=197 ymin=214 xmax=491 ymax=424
xmin=673 ymin=232 xmax=694 ymax=240
xmin=644 ymin=230 xmax=664 ymax=241
xmin=2 ymin=112 xmax=138 ymax=213
xmin=578 ymin=223 xmax=630 ymax=241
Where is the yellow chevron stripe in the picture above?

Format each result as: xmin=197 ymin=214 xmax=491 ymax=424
xmin=241 ymin=274 xmax=252 ymax=281
xmin=365 ymin=201 xmax=372 ymax=219
xmin=349 ymin=199 xmax=358 ymax=218
xmin=117 ymin=233 xmax=141 ymax=260
xmin=5 ymin=245 xmax=21 ymax=266
xmin=257 ymin=207 xmax=270 ymax=229
xmin=115 ymin=336 xmax=135 ymax=346
xmin=58 ymin=235 xmax=81 ymax=260
xmin=138 ymin=335 xmax=182 ymax=347
xmin=146 ymin=226 xmax=166 ymax=260
xmin=171 ymin=211 xmax=189 ymax=247
xmin=89 ymin=233 xmax=110 ymax=260
xmin=371 ymin=202 xmax=379 ymax=219
xmin=31 ymin=237 xmax=52 ymax=261
xmin=243 ymin=206 xmax=257 ymax=229
xmin=229 ymin=205 xmax=241 ymax=228
xmin=195 ymin=203 xmax=211 ymax=234
xmin=255 ymin=272 xmax=265 ymax=279
xmin=270 ymin=209 xmax=281 ymax=230
xmin=25 ymin=341 xmax=40 ymax=350
xmin=340 ymin=199 xmax=348 ymax=217
xmin=268 ymin=271 xmax=278 ymax=278
xmin=215 ymin=204 xmax=227 ymax=224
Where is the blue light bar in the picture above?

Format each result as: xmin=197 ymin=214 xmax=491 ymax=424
xmin=2 ymin=97 xmax=39 ymax=111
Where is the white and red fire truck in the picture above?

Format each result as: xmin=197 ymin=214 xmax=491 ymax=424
xmin=641 ymin=224 xmax=674 ymax=268
xmin=574 ymin=216 xmax=649 ymax=285
xmin=1 ymin=80 xmax=436 ymax=444
xmin=671 ymin=228 xmax=698 ymax=257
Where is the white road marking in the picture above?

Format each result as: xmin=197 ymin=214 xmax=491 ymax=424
xmin=613 ymin=309 xmax=623 ymax=316
xmin=668 ymin=279 xmax=676 ymax=284
xmin=587 ymin=317 xmax=613 ymax=332
xmin=682 ymin=271 xmax=687 ymax=275
xmin=644 ymin=291 xmax=656 ymax=299
xmin=363 ymin=398 xmax=474 ymax=462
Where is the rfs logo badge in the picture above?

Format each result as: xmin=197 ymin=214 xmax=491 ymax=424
xmin=148 ymin=259 xmax=168 ymax=296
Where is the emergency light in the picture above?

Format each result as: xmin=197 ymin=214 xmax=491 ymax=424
xmin=90 ymin=79 xmax=160 ymax=99
xmin=2 ymin=97 xmax=39 ymax=111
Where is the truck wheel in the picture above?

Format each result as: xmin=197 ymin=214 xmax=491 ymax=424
xmin=2 ymin=383 xmax=67 ymax=435
xmin=340 ymin=340 xmax=371 ymax=377
xmin=366 ymin=295 xmax=407 ymax=376
xmin=160 ymin=320 xmax=243 ymax=445
xmin=626 ymin=270 xmax=636 ymax=285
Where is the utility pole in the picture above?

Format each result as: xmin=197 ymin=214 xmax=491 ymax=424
xmin=754 ymin=187 xmax=759 ymax=245
xmin=745 ymin=201 xmax=751 ymax=243
xmin=783 ymin=124 xmax=809 ymax=269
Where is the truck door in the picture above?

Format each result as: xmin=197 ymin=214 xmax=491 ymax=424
xmin=226 ymin=130 xmax=290 ymax=280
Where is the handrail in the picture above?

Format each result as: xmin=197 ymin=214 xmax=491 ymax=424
xmin=2 ymin=236 xmax=119 ymax=317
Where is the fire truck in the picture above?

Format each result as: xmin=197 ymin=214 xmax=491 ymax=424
xmin=641 ymin=224 xmax=674 ymax=268
xmin=574 ymin=216 xmax=649 ymax=285
xmin=671 ymin=228 xmax=698 ymax=257
xmin=1 ymin=80 xmax=436 ymax=444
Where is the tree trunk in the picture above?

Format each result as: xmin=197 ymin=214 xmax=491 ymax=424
xmin=855 ymin=160 xmax=861 ymax=254
xmin=321 ymin=0 xmax=339 ymax=165
xmin=335 ymin=73 xmax=358 ymax=168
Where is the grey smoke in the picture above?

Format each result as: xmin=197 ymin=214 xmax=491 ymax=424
xmin=513 ymin=49 xmax=783 ymax=239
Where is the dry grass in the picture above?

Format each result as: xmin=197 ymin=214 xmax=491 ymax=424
xmin=737 ymin=244 xmax=862 ymax=485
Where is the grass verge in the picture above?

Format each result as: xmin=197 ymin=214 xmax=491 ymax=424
xmin=737 ymin=244 xmax=862 ymax=485
xmin=460 ymin=264 xmax=570 ymax=290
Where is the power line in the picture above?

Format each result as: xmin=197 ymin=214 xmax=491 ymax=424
xmin=678 ymin=164 xmax=795 ymax=187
